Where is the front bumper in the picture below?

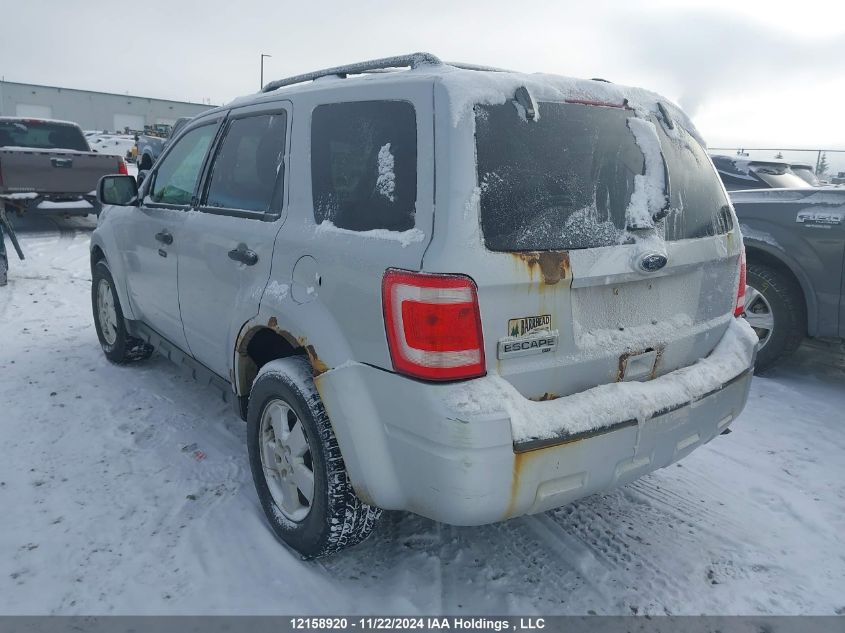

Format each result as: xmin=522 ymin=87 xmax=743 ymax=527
xmin=314 ymin=319 xmax=758 ymax=525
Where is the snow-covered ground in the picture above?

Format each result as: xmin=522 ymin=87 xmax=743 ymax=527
xmin=1 ymin=214 xmax=843 ymax=616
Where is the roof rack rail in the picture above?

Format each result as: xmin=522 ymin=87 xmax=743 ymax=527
xmin=261 ymin=52 xmax=443 ymax=93
xmin=446 ymin=61 xmax=511 ymax=73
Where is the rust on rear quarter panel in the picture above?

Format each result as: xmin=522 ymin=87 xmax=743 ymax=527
xmin=511 ymin=251 xmax=571 ymax=286
xmin=295 ymin=336 xmax=330 ymax=376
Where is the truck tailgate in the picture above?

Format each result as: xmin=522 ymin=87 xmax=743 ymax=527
xmin=0 ymin=148 xmax=122 ymax=195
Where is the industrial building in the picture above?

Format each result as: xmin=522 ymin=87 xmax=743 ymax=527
xmin=0 ymin=80 xmax=214 ymax=133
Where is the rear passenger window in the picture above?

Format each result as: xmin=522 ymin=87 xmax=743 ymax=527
xmin=205 ymin=113 xmax=287 ymax=213
xmin=150 ymin=124 xmax=217 ymax=206
xmin=311 ymin=101 xmax=416 ymax=232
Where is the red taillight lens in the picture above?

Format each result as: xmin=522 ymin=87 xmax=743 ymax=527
xmin=117 ymin=158 xmax=128 ymax=175
xmin=734 ymin=249 xmax=747 ymax=317
xmin=382 ymin=269 xmax=486 ymax=381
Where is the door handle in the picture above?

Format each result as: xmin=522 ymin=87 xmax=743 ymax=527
xmin=228 ymin=244 xmax=258 ymax=266
xmin=155 ymin=230 xmax=173 ymax=245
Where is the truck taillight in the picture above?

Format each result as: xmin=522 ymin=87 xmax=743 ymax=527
xmin=382 ymin=269 xmax=486 ymax=381
xmin=734 ymin=249 xmax=747 ymax=317
xmin=117 ymin=158 xmax=128 ymax=175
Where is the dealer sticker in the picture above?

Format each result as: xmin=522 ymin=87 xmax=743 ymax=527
xmin=507 ymin=314 xmax=552 ymax=337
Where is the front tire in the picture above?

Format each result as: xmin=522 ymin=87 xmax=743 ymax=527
xmin=247 ymin=356 xmax=381 ymax=558
xmin=91 ymin=260 xmax=153 ymax=363
xmin=744 ymin=262 xmax=806 ymax=372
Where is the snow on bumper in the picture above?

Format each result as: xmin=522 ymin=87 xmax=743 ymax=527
xmin=314 ymin=318 xmax=757 ymax=525
xmin=446 ymin=317 xmax=759 ymax=447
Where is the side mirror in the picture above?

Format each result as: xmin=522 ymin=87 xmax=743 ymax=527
xmin=137 ymin=169 xmax=149 ymax=188
xmin=98 ymin=175 xmax=138 ymax=206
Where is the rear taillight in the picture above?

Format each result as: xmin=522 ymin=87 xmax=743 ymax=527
xmin=117 ymin=158 xmax=128 ymax=175
xmin=734 ymin=249 xmax=747 ymax=317
xmin=382 ymin=269 xmax=486 ymax=381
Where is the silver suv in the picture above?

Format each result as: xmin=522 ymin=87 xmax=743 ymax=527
xmin=91 ymin=53 xmax=757 ymax=558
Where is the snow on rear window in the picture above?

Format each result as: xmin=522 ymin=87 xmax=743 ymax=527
xmin=475 ymin=101 xmax=644 ymax=251
xmin=376 ymin=143 xmax=396 ymax=202
xmin=475 ymin=100 xmax=732 ymax=251
xmin=624 ymin=118 xmax=666 ymax=230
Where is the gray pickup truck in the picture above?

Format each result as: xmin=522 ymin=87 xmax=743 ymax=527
xmin=135 ymin=117 xmax=189 ymax=171
xmin=0 ymin=117 xmax=128 ymax=217
xmin=732 ymin=187 xmax=845 ymax=370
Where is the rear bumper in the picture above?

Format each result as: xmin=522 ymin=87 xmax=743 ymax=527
xmin=315 ymin=319 xmax=758 ymax=525
xmin=1 ymin=194 xmax=99 ymax=216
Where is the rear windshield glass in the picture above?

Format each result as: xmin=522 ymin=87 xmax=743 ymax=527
xmin=791 ymin=167 xmax=819 ymax=187
xmin=655 ymin=123 xmax=733 ymax=240
xmin=713 ymin=157 xmax=812 ymax=191
xmin=754 ymin=167 xmax=811 ymax=189
xmin=475 ymin=102 xmax=732 ymax=251
xmin=0 ymin=120 xmax=88 ymax=152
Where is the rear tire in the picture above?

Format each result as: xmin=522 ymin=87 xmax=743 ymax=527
xmin=744 ymin=262 xmax=805 ymax=372
xmin=91 ymin=260 xmax=153 ymax=363
xmin=247 ymin=356 xmax=381 ymax=558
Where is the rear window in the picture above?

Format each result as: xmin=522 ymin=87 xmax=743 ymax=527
xmin=0 ymin=120 xmax=89 ymax=152
xmin=475 ymin=101 xmax=732 ymax=251
xmin=753 ymin=166 xmax=811 ymax=189
xmin=713 ymin=157 xmax=812 ymax=191
xmin=311 ymin=101 xmax=416 ymax=232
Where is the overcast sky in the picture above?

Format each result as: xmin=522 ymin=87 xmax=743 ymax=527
xmin=3 ymin=0 xmax=843 ymax=153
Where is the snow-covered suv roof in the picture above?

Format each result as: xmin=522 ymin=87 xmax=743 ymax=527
xmin=221 ymin=52 xmax=703 ymax=142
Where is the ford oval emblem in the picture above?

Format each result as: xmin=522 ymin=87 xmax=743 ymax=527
xmin=639 ymin=253 xmax=668 ymax=272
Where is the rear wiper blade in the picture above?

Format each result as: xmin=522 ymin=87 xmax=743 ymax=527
xmin=514 ymin=86 xmax=536 ymax=121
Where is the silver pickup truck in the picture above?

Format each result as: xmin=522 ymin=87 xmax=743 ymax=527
xmin=0 ymin=116 xmax=128 ymax=217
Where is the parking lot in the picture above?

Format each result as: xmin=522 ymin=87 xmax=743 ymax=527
xmin=1 ymin=214 xmax=844 ymax=615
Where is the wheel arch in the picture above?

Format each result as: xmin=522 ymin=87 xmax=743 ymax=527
xmin=233 ymin=322 xmax=324 ymax=420
xmin=744 ymin=240 xmax=814 ymax=336
xmin=90 ymin=243 xmax=106 ymax=268
xmin=139 ymin=151 xmax=154 ymax=169
xmin=90 ymin=234 xmax=136 ymax=321
xmin=235 ymin=324 xmax=303 ymax=389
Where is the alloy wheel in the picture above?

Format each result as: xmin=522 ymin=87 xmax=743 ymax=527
xmin=97 ymin=279 xmax=118 ymax=346
xmin=743 ymin=284 xmax=775 ymax=350
xmin=259 ymin=399 xmax=315 ymax=522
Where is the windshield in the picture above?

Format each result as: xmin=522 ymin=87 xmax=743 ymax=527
xmin=475 ymin=101 xmax=732 ymax=251
xmin=0 ymin=120 xmax=89 ymax=151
